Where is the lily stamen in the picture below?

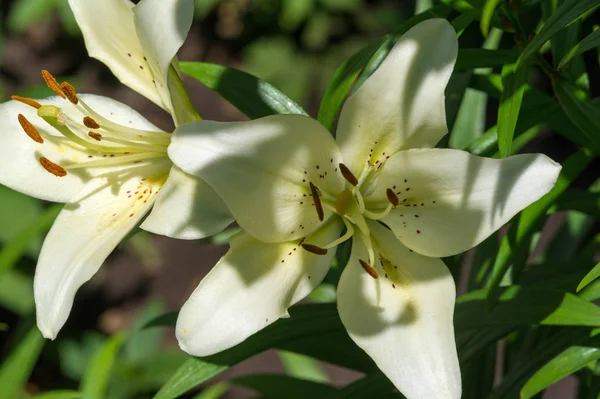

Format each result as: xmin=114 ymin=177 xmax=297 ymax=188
xmin=11 ymin=95 xmax=42 ymax=110
xmin=60 ymin=82 xmax=79 ymax=104
xmin=41 ymin=70 xmax=66 ymax=99
xmin=83 ymin=116 xmax=100 ymax=129
xmin=64 ymin=152 xmax=166 ymax=170
xmin=339 ymin=163 xmax=358 ymax=186
xmin=301 ymin=243 xmax=328 ymax=255
xmin=39 ymin=157 xmax=67 ymax=177
xmin=18 ymin=114 xmax=44 ymax=143
xmin=309 ymin=182 xmax=324 ymax=221
xmin=359 ymin=259 xmax=379 ymax=279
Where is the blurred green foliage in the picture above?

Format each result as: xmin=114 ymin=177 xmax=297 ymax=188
xmin=1 ymin=0 xmax=600 ymax=398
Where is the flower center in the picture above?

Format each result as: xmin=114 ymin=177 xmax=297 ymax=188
xmin=13 ymin=71 xmax=171 ymax=178
xmin=300 ymin=162 xmax=401 ymax=280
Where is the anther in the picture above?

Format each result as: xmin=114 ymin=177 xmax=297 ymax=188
xmin=60 ymin=82 xmax=79 ymax=104
xmin=301 ymin=244 xmax=328 ymax=255
xmin=83 ymin=116 xmax=100 ymax=129
xmin=339 ymin=163 xmax=358 ymax=186
xmin=17 ymin=114 xmax=44 ymax=143
xmin=11 ymin=95 xmax=41 ymax=109
xmin=386 ymin=188 xmax=399 ymax=206
xmin=39 ymin=157 xmax=67 ymax=177
xmin=359 ymin=259 xmax=379 ymax=279
xmin=88 ymin=131 xmax=102 ymax=141
xmin=41 ymin=70 xmax=66 ymax=98
xmin=309 ymin=182 xmax=324 ymax=221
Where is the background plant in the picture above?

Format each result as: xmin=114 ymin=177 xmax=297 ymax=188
xmin=0 ymin=0 xmax=599 ymax=398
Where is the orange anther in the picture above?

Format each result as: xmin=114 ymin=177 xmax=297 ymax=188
xmin=17 ymin=114 xmax=44 ymax=143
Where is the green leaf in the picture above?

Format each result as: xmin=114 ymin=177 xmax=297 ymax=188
xmin=7 ymin=0 xmax=58 ymax=33
xmin=278 ymin=351 xmax=328 ymax=382
xmin=0 ymin=204 xmax=61 ymax=276
xmin=0 ymin=186 xmax=44 ymax=256
xmin=0 ymin=269 xmax=34 ymax=315
xmin=153 ymin=305 xmax=371 ymax=399
xmin=232 ymin=374 xmax=338 ymax=398
xmin=485 ymin=149 xmax=594 ymax=305
xmin=317 ymin=39 xmax=383 ymax=131
xmin=497 ymin=62 xmax=528 ymax=157
xmin=480 ymin=0 xmax=502 ymax=36
xmin=30 ymin=391 xmax=83 ymax=399
xmin=490 ymin=328 xmax=591 ymax=399
xmin=191 ymin=382 xmax=229 ymax=399
xmin=518 ymin=0 xmax=600 ymax=64
xmin=521 ymin=340 xmax=600 ymax=399
xmin=180 ymin=62 xmax=307 ymax=119
xmin=553 ymin=79 xmax=600 ymax=148
xmin=455 ymin=49 xmax=519 ymax=71
xmin=559 ymin=28 xmax=600 ymax=69
xmin=80 ymin=334 xmax=125 ymax=399
xmin=331 ymin=373 xmax=398 ymax=399
xmin=0 ymin=324 xmax=45 ymax=399
xmin=578 ymin=263 xmax=600 ymax=292
xmin=457 ymin=286 xmax=600 ymax=329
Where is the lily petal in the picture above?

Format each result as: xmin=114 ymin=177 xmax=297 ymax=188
xmin=338 ymin=221 xmax=460 ymax=399
xmin=68 ymin=0 xmax=165 ymax=108
xmin=133 ymin=0 xmax=197 ymax=124
xmin=0 ymin=94 xmax=160 ymax=203
xmin=35 ymin=159 xmax=171 ymax=339
xmin=176 ymin=217 xmax=343 ymax=356
xmin=141 ymin=166 xmax=233 ymax=240
xmin=373 ymin=149 xmax=561 ymax=257
xmin=337 ymin=19 xmax=458 ymax=178
xmin=169 ymin=115 xmax=346 ymax=243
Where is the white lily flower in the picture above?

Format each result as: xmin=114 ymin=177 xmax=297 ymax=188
xmin=168 ymin=19 xmax=561 ymax=398
xmin=0 ymin=0 xmax=231 ymax=339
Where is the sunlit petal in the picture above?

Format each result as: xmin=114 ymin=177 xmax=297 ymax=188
xmin=338 ymin=221 xmax=460 ymax=399
xmin=170 ymin=115 xmax=346 ymax=243
xmin=35 ymin=159 xmax=171 ymax=338
xmin=372 ymin=149 xmax=561 ymax=257
xmin=176 ymin=217 xmax=343 ymax=356
xmin=141 ymin=166 xmax=233 ymax=239
xmin=337 ymin=19 xmax=457 ymax=179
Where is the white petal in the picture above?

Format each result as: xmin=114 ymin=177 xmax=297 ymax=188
xmin=372 ymin=149 xmax=561 ymax=257
xmin=0 ymin=94 xmax=160 ymax=203
xmin=336 ymin=19 xmax=458 ymax=178
xmin=133 ymin=0 xmax=196 ymax=124
xmin=176 ymin=217 xmax=343 ymax=356
xmin=170 ymin=115 xmax=346 ymax=243
xmin=68 ymin=0 xmax=165 ymax=108
xmin=141 ymin=166 xmax=233 ymax=240
xmin=338 ymin=221 xmax=461 ymax=399
xmin=34 ymin=159 xmax=171 ymax=339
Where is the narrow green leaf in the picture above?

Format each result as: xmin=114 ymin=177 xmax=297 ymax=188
xmin=486 ymin=149 xmax=594 ymax=305
xmin=521 ymin=342 xmax=600 ymax=399
xmin=331 ymin=373 xmax=398 ymax=399
xmin=0 ymin=325 xmax=45 ymax=399
xmin=0 ymin=204 xmax=61 ymax=276
xmin=278 ymin=351 xmax=328 ymax=382
xmin=559 ymin=28 xmax=600 ymax=69
xmin=557 ymin=189 xmax=600 ymax=218
xmin=153 ymin=305 xmax=355 ymax=399
xmin=553 ymin=79 xmax=600 ymax=147
xmin=0 ymin=269 xmax=34 ymax=315
xmin=518 ymin=0 xmax=600 ymax=64
xmin=80 ymin=334 xmax=125 ymax=399
xmin=191 ymin=382 xmax=229 ymax=399
xmin=232 ymin=374 xmax=338 ymax=398
xmin=180 ymin=62 xmax=307 ymax=119
xmin=317 ymin=39 xmax=383 ymax=131
xmin=480 ymin=0 xmax=502 ymax=36
xmin=489 ymin=328 xmax=591 ymax=399
xmin=497 ymin=62 xmax=528 ymax=157
xmin=458 ymin=286 xmax=600 ymax=329
xmin=578 ymin=262 xmax=600 ymax=292
xmin=30 ymin=391 xmax=83 ymax=399
xmin=455 ymin=48 xmax=518 ymax=70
